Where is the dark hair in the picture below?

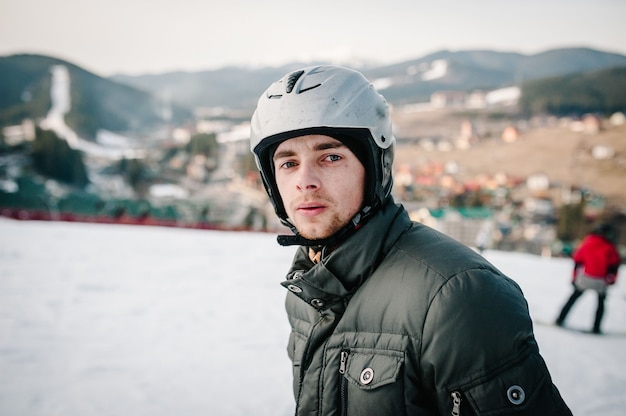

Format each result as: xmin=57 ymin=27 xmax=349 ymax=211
xmin=592 ymin=223 xmax=618 ymax=244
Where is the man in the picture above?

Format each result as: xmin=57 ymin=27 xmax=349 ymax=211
xmin=556 ymin=222 xmax=621 ymax=334
xmin=250 ymin=66 xmax=571 ymax=415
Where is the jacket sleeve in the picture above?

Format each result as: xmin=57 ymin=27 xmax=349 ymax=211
xmin=572 ymin=242 xmax=585 ymax=264
xmin=572 ymin=262 xmax=582 ymax=282
xmin=606 ymin=246 xmax=621 ymax=283
xmin=420 ymin=268 xmax=572 ymax=415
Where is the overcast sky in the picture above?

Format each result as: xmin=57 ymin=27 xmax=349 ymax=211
xmin=1 ymin=0 xmax=625 ymax=76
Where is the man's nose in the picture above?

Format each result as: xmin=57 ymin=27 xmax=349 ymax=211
xmin=296 ymin=163 xmax=321 ymax=190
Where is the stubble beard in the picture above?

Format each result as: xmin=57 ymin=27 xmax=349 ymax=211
xmin=296 ymin=214 xmax=348 ymax=241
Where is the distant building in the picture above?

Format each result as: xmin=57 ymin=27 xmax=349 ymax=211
xmin=456 ymin=120 xmax=477 ymax=149
xmin=570 ymin=114 xmax=602 ymax=134
xmin=466 ymin=90 xmax=487 ymax=109
xmin=502 ymin=126 xmax=520 ymax=143
xmin=430 ymin=91 xmax=467 ymax=108
xmin=591 ymin=145 xmax=615 ymax=160
xmin=582 ymin=114 xmax=602 ymax=134
xmin=485 ymin=87 xmax=521 ymax=107
xmin=2 ymin=119 xmax=36 ymax=146
xmin=609 ymin=112 xmax=625 ymax=126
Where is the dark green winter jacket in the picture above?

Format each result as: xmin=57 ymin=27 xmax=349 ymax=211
xmin=281 ymin=200 xmax=571 ymax=415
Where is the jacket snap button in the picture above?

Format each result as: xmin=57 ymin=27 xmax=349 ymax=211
xmin=360 ymin=368 xmax=374 ymax=385
xmin=287 ymin=284 xmax=302 ymax=293
xmin=506 ymin=385 xmax=525 ymax=405
xmin=310 ymin=298 xmax=324 ymax=308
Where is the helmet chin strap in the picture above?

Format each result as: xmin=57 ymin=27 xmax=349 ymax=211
xmin=276 ymin=205 xmax=373 ymax=247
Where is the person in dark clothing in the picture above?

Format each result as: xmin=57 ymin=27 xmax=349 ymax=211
xmin=250 ymin=65 xmax=572 ymax=415
xmin=556 ymin=223 xmax=621 ymax=333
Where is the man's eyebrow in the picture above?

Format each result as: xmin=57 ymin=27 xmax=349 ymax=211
xmin=314 ymin=141 xmax=346 ymax=151
xmin=273 ymin=140 xmax=346 ymax=160
xmin=273 ymin=148 xmax=295 ymax=160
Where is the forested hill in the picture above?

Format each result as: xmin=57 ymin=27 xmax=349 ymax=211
xmin=520 ymin=65 xmax=626 ymax=116
xmin=0 ymin=54 xmax=193 ymax=139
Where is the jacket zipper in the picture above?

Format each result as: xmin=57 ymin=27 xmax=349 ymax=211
xmin=339 ymin=349 xmax=349 ymax=416
xmin=451 ymin=391 xmax=462 ymax=416
xmin=294 ymin=314 xmax=328 ymax=416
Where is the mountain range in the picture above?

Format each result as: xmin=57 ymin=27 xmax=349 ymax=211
xmin=1 ymin=47 xmax=626 ymax=140
xmin=110 ymin=47 xmax=626 ymax=110
xmin=0 ymin=54 xmax=193 ymax=139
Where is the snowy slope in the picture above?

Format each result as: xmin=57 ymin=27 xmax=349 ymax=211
xmin=1 ymin=219 xmax=625 ymax=415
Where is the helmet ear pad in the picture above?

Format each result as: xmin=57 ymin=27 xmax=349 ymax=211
xmin=257 ymin=141 xmax=287 ymax=221
xmin=328 ymin=132 xmax=376 ymax=206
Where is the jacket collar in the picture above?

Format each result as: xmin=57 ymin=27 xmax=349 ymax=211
xmin=281 ymin=199 xmax=411 ymax=311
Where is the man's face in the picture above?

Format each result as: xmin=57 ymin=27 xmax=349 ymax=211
xmin=273 ymin=134 xmax=366 ymax=241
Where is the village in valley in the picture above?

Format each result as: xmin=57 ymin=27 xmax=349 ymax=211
xmin=1 ymin=56 xmax=625 ymax=259
xmin=389 ymin=104 xmax=626 ymax=257
xmin=4 ymin=86 xmax=625 ymax=260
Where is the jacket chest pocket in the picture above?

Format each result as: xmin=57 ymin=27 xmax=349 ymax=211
xmin=340 ymin=349 xmax=405 ymax=416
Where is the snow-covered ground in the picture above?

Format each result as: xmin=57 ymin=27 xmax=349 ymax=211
xmin=1 ymin=218 xmax=625 ymax=415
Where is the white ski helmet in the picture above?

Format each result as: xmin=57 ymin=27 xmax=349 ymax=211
xmin=250 ymin=65 xmax=395 ymax=242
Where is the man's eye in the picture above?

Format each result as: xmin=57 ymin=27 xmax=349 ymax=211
xmin=280 ymin=161 xmax=297 ymax=169
xmin=326 ymin=154 xmax=342 ymax=162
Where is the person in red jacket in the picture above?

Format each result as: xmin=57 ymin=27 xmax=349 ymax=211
xmin=556 ymin=223 xmax=621 ymax=333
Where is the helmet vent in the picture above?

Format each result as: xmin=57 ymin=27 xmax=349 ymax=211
xmin=299 ymin=83 xmax=322 ymax=93
xmin=286 ymin=70 xmax=304 ymax=93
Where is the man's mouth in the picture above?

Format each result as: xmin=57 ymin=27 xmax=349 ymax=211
xmin=297 ymin=203 xmax=326 ymax=216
